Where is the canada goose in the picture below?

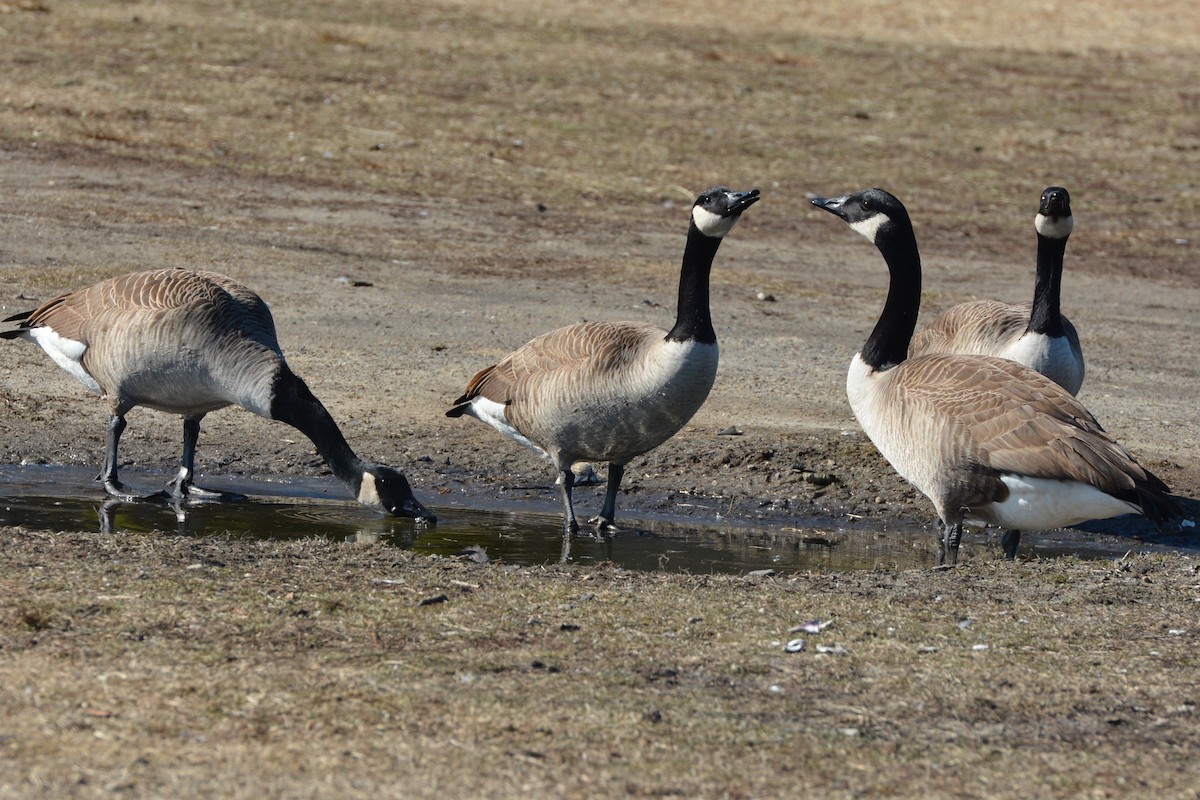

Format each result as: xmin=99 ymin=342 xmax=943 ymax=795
xmin=447 ymin=186 xmax=760 ymax=536
xmin=1 ymin=268 xmax=433 ymax=520
xmin=909 ymin=186 xmax=1084 ymax=394
xmin=810 ymin=188 xmax=1189 ymax=564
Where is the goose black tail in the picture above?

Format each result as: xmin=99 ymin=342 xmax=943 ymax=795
xmin=2 ymin=309 xmax=34 ymax=338
xmin=1137 ymin=485 xmax=1195 ymax=534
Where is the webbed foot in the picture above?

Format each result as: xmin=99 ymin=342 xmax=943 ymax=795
xmin=587 ymin=515 xmax=619 ymax=537
xmin=102 ymin=479 xmax=153 ymax=503
xmin=165 ymin=475 xmax=248 ymax=503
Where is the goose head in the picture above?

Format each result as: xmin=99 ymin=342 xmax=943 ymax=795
xmin=691 ymin=186 xmax=761 ymax=239
xmin=1035 ymin=186 xmax=1073 ymax=239
xmin=810 ymin=188 xmax=912 ymax=248
xmin=357 ymin=464 xmax=435 ymax=522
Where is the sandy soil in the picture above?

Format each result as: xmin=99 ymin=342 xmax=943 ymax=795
xmin=1 ymin=150 xmax=1196 ymax=556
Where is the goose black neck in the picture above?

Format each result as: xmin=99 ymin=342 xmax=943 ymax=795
xmin=1027 ymin=233 xmax=1068 ymax=337
xmin=862 ymin=226 xmax=922 ymax=371
xmin=665 ymin=225 xmax=722 ymax=344
xmin=270 ymin=364 xmax=366 ymax=490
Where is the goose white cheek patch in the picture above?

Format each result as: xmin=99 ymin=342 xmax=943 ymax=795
xmin=691 ymin=205 xmax=737 ymax=238
xmin=29 ymin=327 xmax=101 ymax=395
xmin=1035 ymin=213 xmax=1073 ymax=239
xmin=358 ymin=470 xmax=382 ymax=509
xmin=848 ymin=213 xmax=889 ymax=244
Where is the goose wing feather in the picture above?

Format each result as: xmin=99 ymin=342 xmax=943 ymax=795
xmin=899 ymin=355 xmax=1159 ymax=496
xmin=11 ymin=269 xmax=278 ymax=349
xmin=453 ymin=321 xmax=663 ymax=407
xmin=909 ymin=300 xmax=1030 ymax=359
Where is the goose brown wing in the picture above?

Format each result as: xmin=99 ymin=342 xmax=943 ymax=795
xmin=909 ymin=300 xmax=1030 ymax=358
xmin=11 ymin=269 xmax=277 ymax=348
xmin=902 ymin=355 xmax=1158 ymax=496
xmin=451 ymin=321 xmax=661 ymax=407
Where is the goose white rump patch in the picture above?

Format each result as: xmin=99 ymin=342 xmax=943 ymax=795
xmin=464 ymin=396 xmax=547 ymax=458
xmin=989 ymin=474 xmax=1139 ymax=529
xmin=28 ymin=327 xmax=101 ymax=395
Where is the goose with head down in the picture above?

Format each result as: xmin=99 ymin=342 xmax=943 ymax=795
xmin=2 ymin=268 xmax=433 ymax=521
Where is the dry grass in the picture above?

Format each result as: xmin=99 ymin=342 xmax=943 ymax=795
xmin=2 ymin=528 xmax=1199 ymax=799
xmin=2 ymin=1 xmax=1200 ymax=797
xmin=3 ymin=1 xmax=1199 ymax=279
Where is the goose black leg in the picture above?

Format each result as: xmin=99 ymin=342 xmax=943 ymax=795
xmin=165 ymin=417 xmax=246 ymax=502
xmin=558 ymin=466 xmax=580 ymax=536
xmin=939 ymin=520 xmax=963 ymax=566
xmin=589 ymin=462 xmax=624 ymax=535
xmin=1000 ymin=529 xmax=1021 ymax=560
xmin=100 ymin=413 xmax=140 ymax=500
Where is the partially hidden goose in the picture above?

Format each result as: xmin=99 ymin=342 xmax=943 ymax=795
xmin=909 ymin=186 xmax=1085 ymax=395
xmin=1 ymin=268 xmax=433 ymax=520
xmin=447 ymin=185 xmax=760 ymax=536
xmin=810 ymin=187 xmax=1190 ymax=564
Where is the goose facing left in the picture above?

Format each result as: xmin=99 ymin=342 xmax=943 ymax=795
xmin=447 ymin=185 xmax=760 ymax=536
xmin=810 ymin=187 xmax=1189 ymax=565
xmin=1 ymin=268 xmax=433 ymax=521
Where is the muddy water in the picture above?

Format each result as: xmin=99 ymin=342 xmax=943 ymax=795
xmin=0 ymin=465 xmax=1189 ymax=573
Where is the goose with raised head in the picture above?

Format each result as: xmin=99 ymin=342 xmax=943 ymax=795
xmin=909 ymin=186 xmax=1084 ymax=394
xmin=447 ymin=185 xmax=760 ymax=536
xmin=1 ymin=268 xmax=433 ymax=521
xmin=810 ymin=187 xmax=1189 ymax=564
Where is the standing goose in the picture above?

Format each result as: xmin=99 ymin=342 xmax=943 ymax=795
xmin=810 ymin=188 xmax=1189 ymax=564
xmin=1 ymin=268 xmax=433 ymax=520
xmin=909 ymin=186 xmax=1085 ymax=394
xmin=447 ymin=185 xmax=760 ymax=536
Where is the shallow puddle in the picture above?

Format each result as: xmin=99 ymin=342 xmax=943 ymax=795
xmin=0 ymin=465 xmax=1190 ymax=573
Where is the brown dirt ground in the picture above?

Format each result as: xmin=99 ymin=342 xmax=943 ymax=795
xmin=1 ymin=150 xmax=1196 ymax=549
xmin=1 ymin=1 xmax=1199 ymax=797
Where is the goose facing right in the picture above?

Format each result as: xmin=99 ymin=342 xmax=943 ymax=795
xmin=1 ymin=268 xmax=433 ymax=521
xmin=909 ymin=186 xmax=1084 ymax=395
xmin=447 ymin=185 xmax=760 ymax=536
xmin=810 ymin=187 xmax=1189 ymax=565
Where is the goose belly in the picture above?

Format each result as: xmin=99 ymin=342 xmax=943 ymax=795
xmin=534 ymin=340 xmax=718 ymax=464
xmin=116 ymin=360 xmax=238 ymax=416
xmin=92 ymin=334 xmax=279 ymax=418
xmin=975 ymin=475 xmax=1140 ymax=529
